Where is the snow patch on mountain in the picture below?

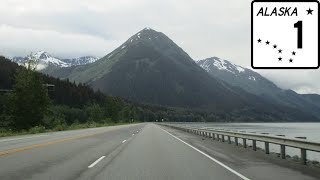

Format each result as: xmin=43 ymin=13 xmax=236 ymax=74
xmin=125 ymin=27 xmax=160 ymax=45
xmin=236 ymin=66 xmax=245 ymax=73
xmin=249 ymin=76 xmax=256 ymax=81
xmin=108 ymin=53 xmax=113 ymax=59
xmin=63 ymin=56 xmax=98 ymax=66
xmin=198 ymin=57 xmax=247 ymax=74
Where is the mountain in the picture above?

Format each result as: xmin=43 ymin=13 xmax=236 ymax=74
xmin=11 ymin=51 xmax=98 ymax=71
xmin=13 ymin=51 xmax=69 ymax=71
xmin=46 ymin=28 xmax=320 ymax=121
xmin=49 ymin=28 xmax=251 ymax=110
xmin=197 ymin=57 xmax=282 ymax=96
xmin=197 ymin=57 xmax=320 ymax=117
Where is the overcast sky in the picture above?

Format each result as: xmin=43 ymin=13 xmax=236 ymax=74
xmin=0 ymin=0 xmax=319 ymax=94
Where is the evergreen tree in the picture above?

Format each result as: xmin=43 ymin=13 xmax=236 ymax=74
xmin=8 ymin=55 xmax=50 ymax=130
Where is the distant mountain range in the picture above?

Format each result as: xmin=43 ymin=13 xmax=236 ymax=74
xmin=42 ymin=28 xmax=319 ymax=122
xmin=11 ymin=51 xmax=98 ymax=72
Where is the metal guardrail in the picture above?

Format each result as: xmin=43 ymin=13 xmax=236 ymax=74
xmin=160 ymin=123 xmax=320 ymax=165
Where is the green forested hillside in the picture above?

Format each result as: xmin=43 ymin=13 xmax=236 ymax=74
xmin=1 ymin=56 xmax=249 ymax=133
xmin=45 ymin=29 xmax=320 ymax=122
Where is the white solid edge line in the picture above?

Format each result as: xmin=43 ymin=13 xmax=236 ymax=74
xmin=122 ymin=140 xmax=127 ymax=143
xmin=88 ymin=156 xmax=106 ymax=168
xmin=158 ymin=126 xmax=251 ymax=180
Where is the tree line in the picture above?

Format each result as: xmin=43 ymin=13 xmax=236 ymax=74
xmin=0 ymin=55 xmax=297 ymax=132
xmin=0 ymin=56 xmax=209 ymax=131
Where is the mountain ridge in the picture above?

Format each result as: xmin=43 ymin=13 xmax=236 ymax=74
xmin=197 ymin=57 xmax=320 ymax=118
xmin=11 ymin=51 xmax=98 ymax=71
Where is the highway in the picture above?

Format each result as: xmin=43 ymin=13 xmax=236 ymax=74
xmin=0 ymin=123 xmax=319 ymax=180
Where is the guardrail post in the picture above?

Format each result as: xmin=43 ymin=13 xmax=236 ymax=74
xmin=221 ymin=135 xmax=225 ymax=142
xmin=235 ymin=137 xmax=238 ymax=146
xmin=212 ymin=133 xmax=215 ymax=140
xmin=243 ymin=139 xmax=247 ymax=148
xmin=280 ymin=145 xmax=286 ymax=159
xmin=265 ymin=142 xmax=269 ymax=154
xmin=252 ymin=140 xmax=257 ymax=151
xmin=301 ymin=149 xmax=307 ymax=165
xmin=217 ymin=134 xmax=220 ymax=141
xmin=228 ymin=136 xmax=231 ymax=144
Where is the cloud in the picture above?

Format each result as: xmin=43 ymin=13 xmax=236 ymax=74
xmin=0 ymin=0 xmax=319 ymax=94
xmin=256 ymin=69 xmax=320 ymax=94
xmin=0 ymin=24 xmax=121 ymax=58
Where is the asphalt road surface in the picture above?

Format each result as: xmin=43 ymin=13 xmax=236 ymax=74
xmin=0 ymin=123 xmax=318 ymax=180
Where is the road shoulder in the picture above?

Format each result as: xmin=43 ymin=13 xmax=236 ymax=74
xmin=160 ymin=125 xmax=320 ymax=180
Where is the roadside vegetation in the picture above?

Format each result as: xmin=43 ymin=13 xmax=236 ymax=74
xmin=0 ymin=122 xmax=131 ymax=137
xmin=0 ymin=56 xmax=142 ymax=137
xmin=0 ymin=56 xmax=204 ymax=137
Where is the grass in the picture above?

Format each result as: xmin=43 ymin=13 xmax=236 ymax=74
xmin=0 ymin=122 xmax=137 ymax=138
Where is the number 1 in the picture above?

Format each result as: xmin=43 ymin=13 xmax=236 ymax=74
xmin=294 ymin=21 xmax=302 ymax=49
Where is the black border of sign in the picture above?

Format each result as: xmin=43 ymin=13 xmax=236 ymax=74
xmin=251 ymin=0 xmax=320 ymax=69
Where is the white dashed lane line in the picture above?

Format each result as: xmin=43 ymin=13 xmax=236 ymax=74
xmin=88 ymin=156 xmax=105 ymax=168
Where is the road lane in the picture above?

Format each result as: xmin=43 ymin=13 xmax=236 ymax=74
xmin=0 ymin=124 xmax=144 ymax=180
xmin=82 ymin=124 xmax=244 ymax=180
xmin=0 ymin=124 xmax=137 ymax=152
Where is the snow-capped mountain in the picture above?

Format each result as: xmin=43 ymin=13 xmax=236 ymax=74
xmin=197 ymin=57 xmax=320 ymax=117
xmin=197 ymin=57 xmax=281 ymax=96
xmin=12 ymin=51 xmax=98 ymax=71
